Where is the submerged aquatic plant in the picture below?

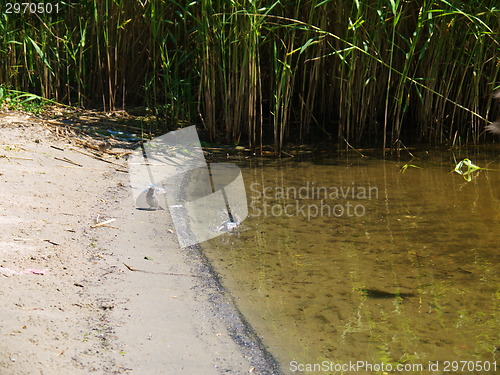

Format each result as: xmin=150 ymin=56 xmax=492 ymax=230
xmin=400 ymin=164 xmax=422 ymax=174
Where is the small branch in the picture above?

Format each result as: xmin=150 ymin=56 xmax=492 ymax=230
xmin=100 ymin=224 xmax=120 ymax=229
xmin=91 ymin=218 xmax=116 ymax=228
xmin=265 ymin=145 xmax=294 ymax=158
xmin=0 ymin=155 xmax=33 ymax=160
xmin=123 ymin=263 xmax=201 ymax=277
xmin=54 ymin=156 xmax=83 ymax=167
xmin=13 ymin=238 xmax=60 ymax=245
xmin=43 ymin=239 xmax=60 ymax=246
xmin=396 ymin=139 xmax=415 ymax=159
xmin=69 ymin=147 xmax=126 ymax=168
xmin=342 ymin=137 xmax=366 ymax=158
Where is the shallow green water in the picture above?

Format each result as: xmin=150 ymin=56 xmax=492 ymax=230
xmin=203 ymin=150 xmax=500 ymax=374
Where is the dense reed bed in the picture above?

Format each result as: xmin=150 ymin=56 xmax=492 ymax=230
xmin=0 ymin=0 xmax=498 ymax=151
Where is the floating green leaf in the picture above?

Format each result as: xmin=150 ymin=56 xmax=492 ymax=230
xmin=400 ymin=164 xmax=422 ymax=174
xmin=451 ymin=159 xmax=495 ymax=182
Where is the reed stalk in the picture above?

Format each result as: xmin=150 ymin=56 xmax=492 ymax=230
xmin=0 ymin=0 xmax=497 ymax=150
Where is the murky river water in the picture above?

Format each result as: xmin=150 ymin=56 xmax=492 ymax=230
xmin=202 ymin=149 xmax=499 ymax=374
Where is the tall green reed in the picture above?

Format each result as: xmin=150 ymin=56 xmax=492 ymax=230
xmin=0 ymin=0 xmax=497 ymax=151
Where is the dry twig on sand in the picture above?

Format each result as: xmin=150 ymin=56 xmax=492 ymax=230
xmin=90 ymin=218 xmax=116 ymax=228
xmin=54 ymin=156 xmax=83 ymax=167
xmin=123 ymin=263 xmax=201 ymax=277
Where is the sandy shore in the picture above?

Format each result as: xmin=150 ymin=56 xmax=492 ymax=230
xmin=0 ymin=116 xmax=280 ymax=374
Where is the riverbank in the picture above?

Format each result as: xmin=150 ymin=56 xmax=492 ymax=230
xmin=0 ymin=115 xmax=280 ymax=374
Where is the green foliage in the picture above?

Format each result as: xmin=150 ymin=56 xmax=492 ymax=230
xmin=452 ymin=158 xmax=488 ymax=181
xmin=0 ymin=85 xmax=50 ymax=114
xmin=452 ymin=158 xmax=500 ymax=181
xmin=0 ymin=1 xmax=498 ymax=149
xmin=400 ymin=164 xmax=422 ymax=173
